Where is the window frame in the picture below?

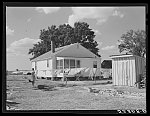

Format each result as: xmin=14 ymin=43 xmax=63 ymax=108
xmin=56 ymin=59 xmax=81 ymax=69
xmin=56 ymin=59 xmax=63 ymax=69
xmin=76 ymin=60 xmax=80 ymax=68
xmin=70 ymin=59 xmax=76 ymax=69
xmin=64 ymin=59 xmax=69 ymax=69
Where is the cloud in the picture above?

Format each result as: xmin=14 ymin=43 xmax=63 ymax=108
xmin=35 ymin=7 xmax=61 ymax=14
xmin=116 ymin=41 xmax=121 ymax=46
xmin=27 ymin=18 xmax=31 ymax=22
xmin=97 ymin=41 xmax=103 ymax=48
xmin=101 ymin=45 xmax=115 ymax=50
xmin=7 ymin=38 xmax=40 ymax=56
xmin=68 ymin=7 xmax=124 ymax=27
xmin=112 ymin=10 xmax=124 ymax=18
xmin=6 ymin=26 xmax=14 ymax=35
xmin=92 ymin=29 xmax=102 ymax=35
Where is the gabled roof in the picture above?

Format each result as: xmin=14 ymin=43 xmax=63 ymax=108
xmin=31 ymin=43 xmax=74 ymax=62
xmin=31 ymin=43 xmax=101 ymax=62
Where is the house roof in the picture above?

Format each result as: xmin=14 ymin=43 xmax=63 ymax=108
xmin=31 ymin=43 xmax=74 ymax=62
xmin=31 ymin=43 xmax=101 ymax=62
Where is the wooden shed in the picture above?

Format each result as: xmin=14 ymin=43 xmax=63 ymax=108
xmin=110 ymin=54 xmax=146 ymax=87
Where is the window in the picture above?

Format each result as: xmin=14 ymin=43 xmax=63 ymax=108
xmin=60 ymin=60 xmax=63 ymax=66
xmin=47 ymin=60 xmax=49 ymax=67
xmin=56 ymin=60 xmax=59 ymax=69
xmin=76 ymin=60 xmax=80 ymax=68
xmin=64 ymin=59 xmax=69 ymax=69
xmin=70 ymin=59 xmax=75 ymax=68
xmin=93 ymin=61 xmax=97 ymax=68
xmin=56 ymin=59 xmax=63 ymax=69
xmin=57 ymin=59 xmax=81 ymax=69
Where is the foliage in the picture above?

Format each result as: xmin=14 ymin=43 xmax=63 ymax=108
xmin=118 ymin=29 xmax=146 ymax=57
xmin=28 ymin=22 xmax=100 ymax=60
xmin=101 ymin=60 xmax=112 ymax=68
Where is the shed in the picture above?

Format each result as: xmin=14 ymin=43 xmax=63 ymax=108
xmin=110 ymin=54 xmax=146 ymax=87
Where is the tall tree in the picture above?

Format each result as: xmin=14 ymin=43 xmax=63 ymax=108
xmin=118 ymin=29 xmax=146 ymax=57
xmin=73 ymin=22 xmax=100 ymax=57
xmin=28 ymin=22 xmax=101 ymax=60
xmin=101 ymin=60 xmax=112 ymax=68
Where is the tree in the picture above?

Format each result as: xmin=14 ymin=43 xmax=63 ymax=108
xmin=73 ymin=22 xmax=100 ymax=57
xmin=101 ymin=60 xmax=112 ymax=68
xmin=28 ymin=22 xmax=101 ymax=60
xmin=118 ymin=29 xmax=146 ymax=57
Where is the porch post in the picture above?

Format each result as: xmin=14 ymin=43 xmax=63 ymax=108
xmin=51 ymin=56 xmax=56 ymax=81
xmin=61 ymin=59 xmax=65 ymax=81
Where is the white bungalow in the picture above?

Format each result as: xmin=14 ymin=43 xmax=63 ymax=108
xmin=31 ymin=42 xmax=101 ymax=80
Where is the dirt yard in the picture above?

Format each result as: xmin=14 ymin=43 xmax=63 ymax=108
xmin=6 ymin=75 xmax=146 ymax=111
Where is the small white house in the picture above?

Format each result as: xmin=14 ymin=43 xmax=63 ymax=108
xmin=110 ymin=54 xmax=146 ymax=87
xmin=31 ymin=43 xmax=101 ymax=80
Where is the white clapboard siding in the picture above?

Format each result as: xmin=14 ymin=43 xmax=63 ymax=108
xmin=37 ymin=70 xmax=46 ymax=77
xmin=31 ymin=43 xmax=101 ymax=78
xmin=31 ymin=61 xmax=35 ymax=69
xmin=110 ymin=54 xmax=146 ymax=87
xmin=46 ymin=70 xmax=52 ymax=77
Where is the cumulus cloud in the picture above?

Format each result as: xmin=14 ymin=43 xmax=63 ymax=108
xmin=101 ymin=45 xmax=115 ymax=50
xmin=97 ymin=41 xmax=103 ymax=48
xmin=6 ymin=26 xmax=14 ymax=35
xmin=7 ymin=38 xmax=40 ymax=56
xmin=112 ymin=10 xmax=124 ymax=18
xmin=68 ymin=7 xmax=124 ymax=27
xmin=92 ymin=29 xmax=102 ymax=35
xmin=35 ymin=7 xmax=61 ymax=14
xmin=27 ymin=18 xmax=31 ymax=22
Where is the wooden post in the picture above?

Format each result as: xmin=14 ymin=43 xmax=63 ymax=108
xmin=94 ymin=68 xmax=97 ymax=83
xmin=62 ymin=59 xmax=65 ymax=81
xmin=65 ymin=76 xmax=67 ymax=85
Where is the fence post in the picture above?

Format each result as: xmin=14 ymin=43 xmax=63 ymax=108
xmin=65 ymin=76 xmax=67 ymax=85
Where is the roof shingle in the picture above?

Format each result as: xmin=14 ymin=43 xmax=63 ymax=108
xmin=31 ymin=43 xmax=75 ymax=62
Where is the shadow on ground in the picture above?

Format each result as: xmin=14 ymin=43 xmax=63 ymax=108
xmin=34 ymin=84 xmax=78 ymax=91
xmin=92 ymin=81 xmax=112 ymax=85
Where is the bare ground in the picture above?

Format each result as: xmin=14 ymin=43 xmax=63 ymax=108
xmin=6 ymin=75 xmax=146 ymax=110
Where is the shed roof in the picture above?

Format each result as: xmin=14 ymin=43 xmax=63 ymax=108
xmin=109 ymin=53 xmax=145 ymax=59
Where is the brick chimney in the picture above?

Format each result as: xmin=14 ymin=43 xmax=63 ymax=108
xmin=51 ymin=40 xmax=55 ymax=53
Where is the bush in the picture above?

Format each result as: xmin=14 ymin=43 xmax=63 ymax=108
xmin=27 ymin=72 xmax=31 ymax=75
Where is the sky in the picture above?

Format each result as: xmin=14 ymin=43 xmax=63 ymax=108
xmin=6 ymin=6 xmax=146 ymax=71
